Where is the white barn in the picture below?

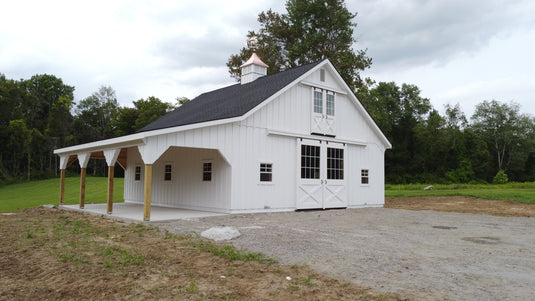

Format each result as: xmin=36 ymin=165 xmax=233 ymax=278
xmin=54 ymin=54 xmax=391 ymax=221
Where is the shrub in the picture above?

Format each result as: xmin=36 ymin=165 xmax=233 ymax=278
xmin=493 ymin=170 xmax=509 ymax=184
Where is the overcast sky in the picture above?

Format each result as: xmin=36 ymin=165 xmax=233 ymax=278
xmin=1 ymin=0 xmax=534 ymax=118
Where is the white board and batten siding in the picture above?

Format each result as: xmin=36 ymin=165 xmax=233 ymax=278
xmin=124 ymin=126 xmax=235 ymax=213
xmin=229 ymin=65 xmax=388 ymax=211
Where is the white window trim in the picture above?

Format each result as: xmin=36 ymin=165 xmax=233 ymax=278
xmin=258 ymin=161 xmax=274 ymax=185
xmin=360 ymin=168 xmax=370 ymax=186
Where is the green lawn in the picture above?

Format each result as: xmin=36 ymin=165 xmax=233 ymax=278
xmin=2 ymin=177 xmax=534 ymax=213
xmin=386 ymin=182 xmax=535 ymax=204
xmin=0 ymin=176 xmax=124 ymax=213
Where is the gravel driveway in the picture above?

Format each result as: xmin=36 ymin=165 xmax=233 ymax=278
xmin=153 ymin=208 xmax=535 ymax=301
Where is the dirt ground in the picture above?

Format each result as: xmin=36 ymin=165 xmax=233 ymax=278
xmin=155 ymin=197 xmax=535 ymax=301
xmin=385 ymin=195 xmax=535 ymax=217
xmin=0 ymin=207 xmax=407 ymax=301
xmin=1 ymin=197 xmax=533 ymax=300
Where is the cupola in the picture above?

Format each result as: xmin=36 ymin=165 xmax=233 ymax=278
xmin=240 ymin=37 xmax=268 ymax=84
xmin=240 ymin=53 xmax=269 ymax=84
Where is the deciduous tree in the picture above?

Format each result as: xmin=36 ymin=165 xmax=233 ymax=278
xmin=227 ymin=0 xmax=371 ymax=91
xmin=471 ymin=100 xmax=534 ymax=175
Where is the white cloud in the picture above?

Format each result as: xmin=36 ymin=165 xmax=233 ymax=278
xmin=0 ymin=0 xmax=534 ymax=116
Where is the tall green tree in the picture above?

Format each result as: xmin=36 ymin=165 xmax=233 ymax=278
xmin=133 ymin=96 xmax=174 ymax=131
xmin=23 ymin=74 xmax=74 ymax=132
xmin=6 ymin=120 xmax=32 ymax=180
xmin=73 ymin=86 xmax=119 ymax=144
xmin=359 ymin=81 xmax=432 ymax=182
xmin=111 ymin=96 xmax=174 ymax=136
xmin=471 ymin=100 xmax=534 ymax=178
xmin=112 ymin=107 xmax=139 ymax=137
xmin=227 ymin=0 xmax=371 ymax=90
xmin=23 ymin=74 xmax=75 ymax=177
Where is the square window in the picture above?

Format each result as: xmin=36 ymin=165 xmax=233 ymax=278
xmin=361 ymin=169 xmax=369 ymax=184
xmin=203 ymin=162 xmax=212 ymax=181
xmin=164 ymin=164 xmax=172 ymax=181
xmin=260 ymin=163 xmax=272 ymax=182
xmin=134 ymin=166 xmax=141 ymax=181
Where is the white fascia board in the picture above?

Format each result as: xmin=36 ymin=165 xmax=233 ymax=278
xmin=267 ymin=129 xmax=367 ymax=147
xmin=322 ymin=60 xmax=392 ymax=149
xmin=53 ymin=134 xmax=146 ymax=156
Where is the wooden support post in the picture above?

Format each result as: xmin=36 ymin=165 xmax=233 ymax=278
xmin=59 ymin=169 xmax=66 ymax=205
xmin=143 ymin=164 xmax=153 ymax=221
xmin=107 ymin=165 xmax=114 ymax=214
xmin=79 ymin=167 xmax=86 ymax=209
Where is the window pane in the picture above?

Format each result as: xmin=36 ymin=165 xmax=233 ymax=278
xmin=260 ymin=173 xmax=272 ymax=182
xmin=314 ymin=90 xmax=323 ymax=114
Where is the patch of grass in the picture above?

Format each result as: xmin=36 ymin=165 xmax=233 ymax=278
xmin=0 ymin=176 xmax=124 ymax=212
xmin=386 ymin=182 xmax=535 ymax=204
xmin=195 ymin=239 xmax=277 ymax=264
xmin=303 ymin=274 xmax=315 ymax=287
xmin=186 ymin=280 xmax=198 ymax=293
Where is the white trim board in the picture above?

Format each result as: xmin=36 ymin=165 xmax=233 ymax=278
xmin=267 ymin=129 xmax=367 ymax=147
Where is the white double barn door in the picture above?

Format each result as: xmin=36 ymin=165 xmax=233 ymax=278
xmin=297 ymin=139 xmax=347 ymax=209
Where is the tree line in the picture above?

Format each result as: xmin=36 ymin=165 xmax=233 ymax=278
xmin=0 ymin=73 xmax=178 ymax=183
xmin=357 ymin=83 xmax=535 ymax=183
xmin=2 ymin=72 xmax=533 ymax=185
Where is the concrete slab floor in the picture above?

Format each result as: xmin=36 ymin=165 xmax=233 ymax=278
xmin=60 ymin=203 xmax=227 ymax=222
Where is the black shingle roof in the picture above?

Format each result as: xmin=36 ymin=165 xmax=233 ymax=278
xmin=138 ymin=60 xmax=324 ymax=132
